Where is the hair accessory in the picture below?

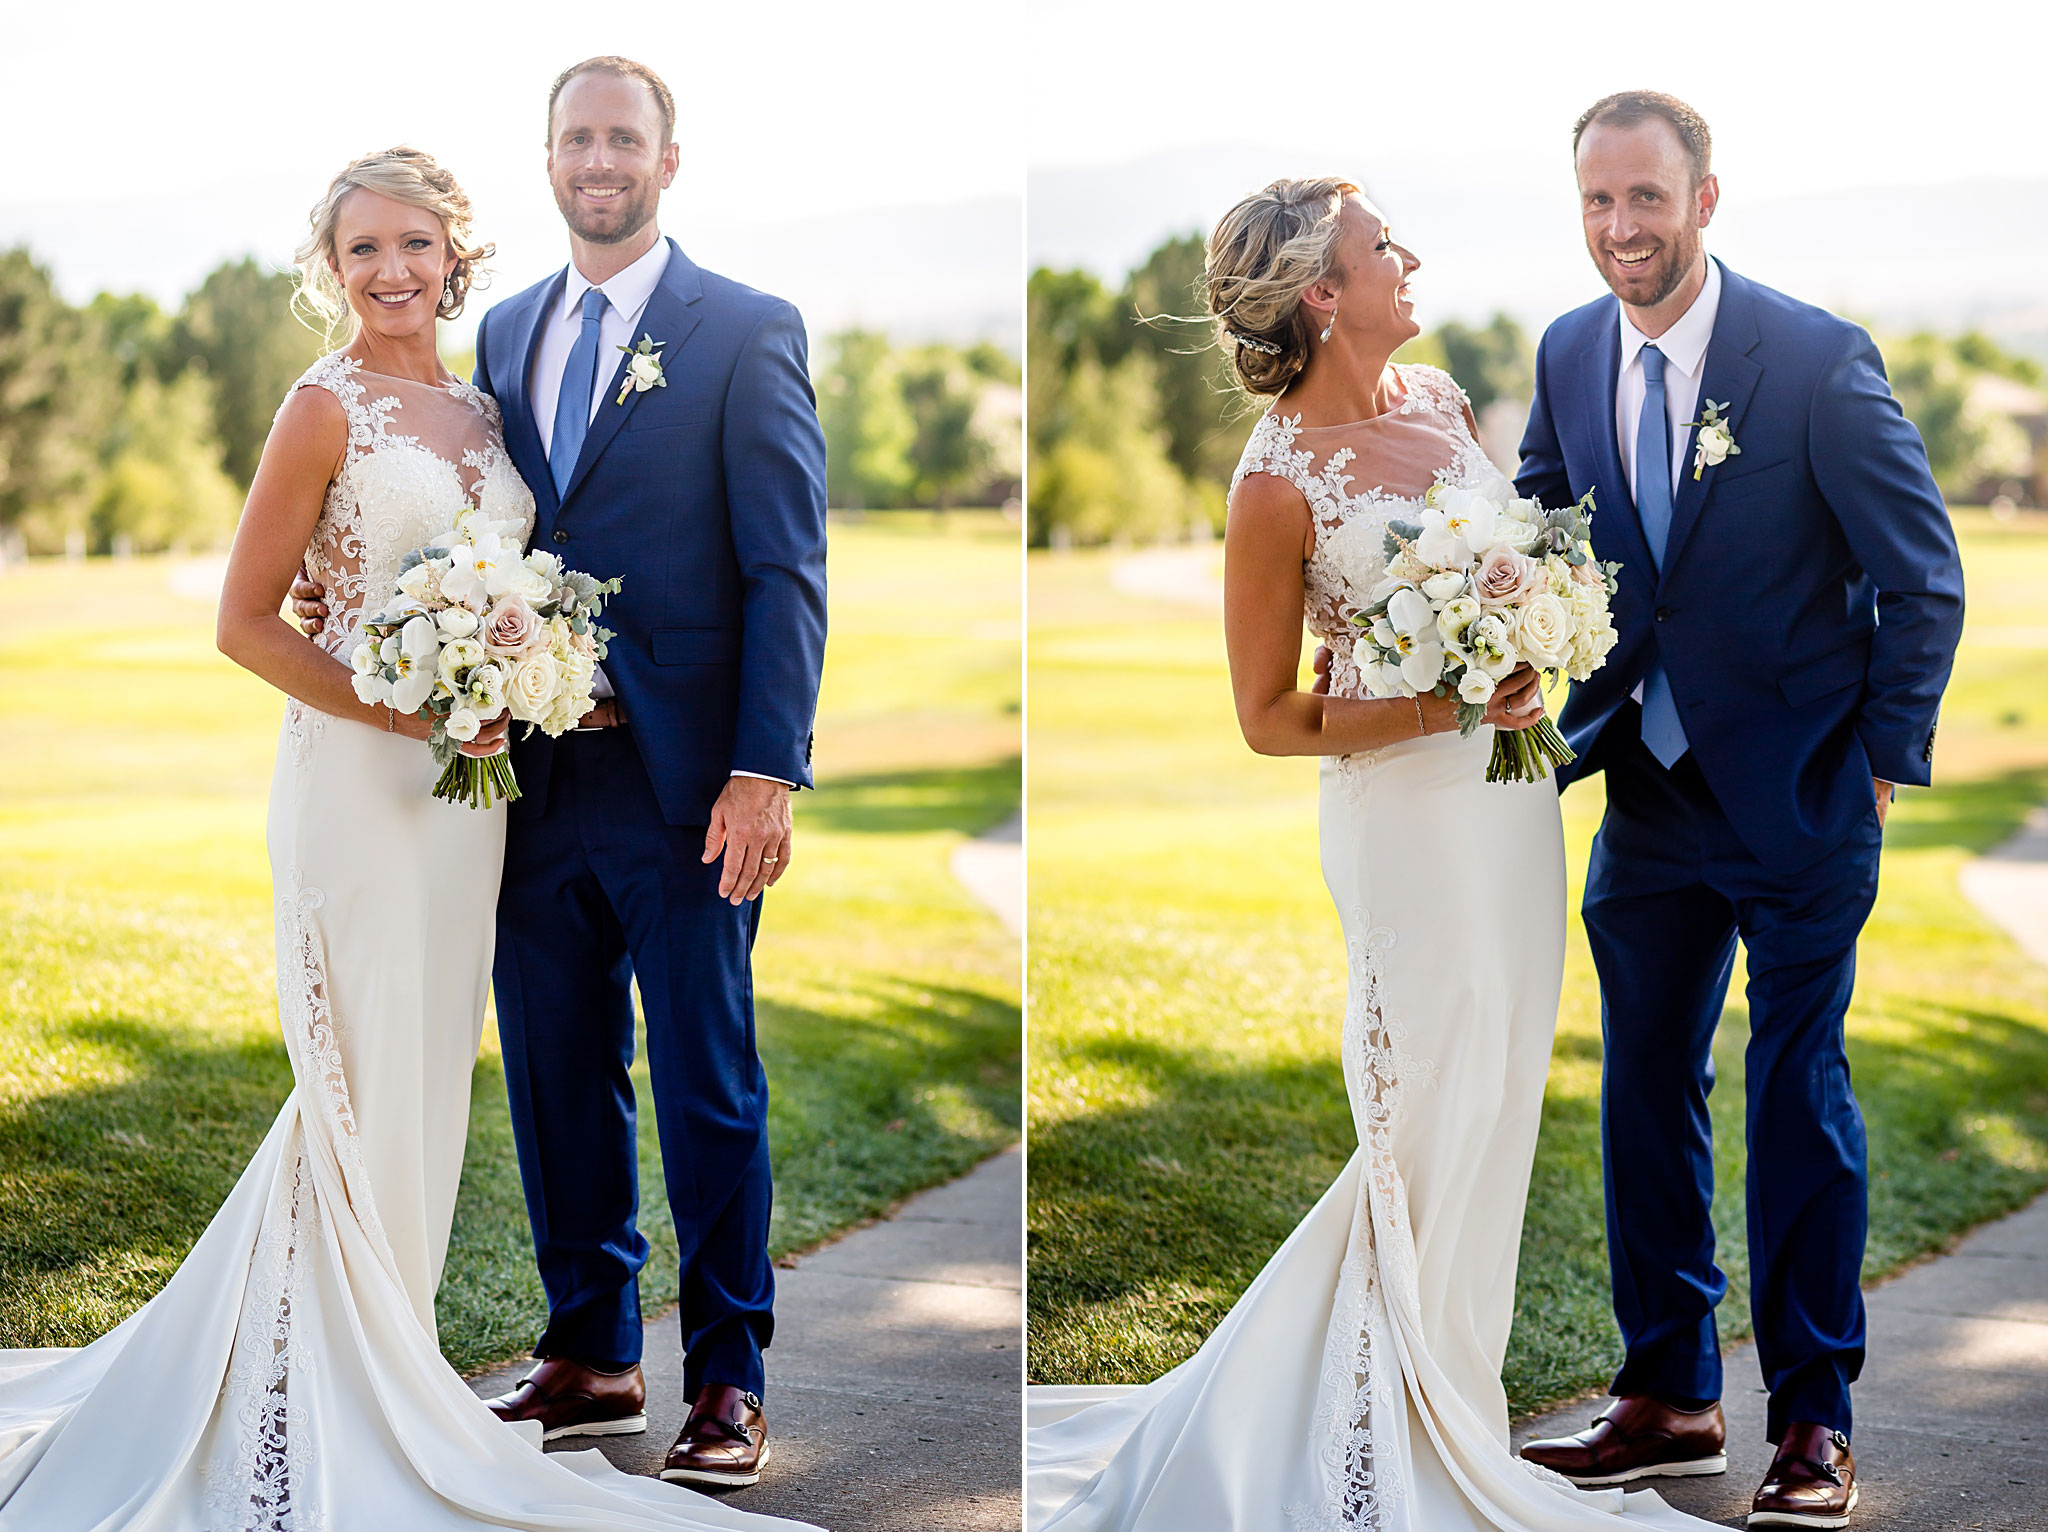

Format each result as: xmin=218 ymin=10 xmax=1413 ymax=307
xmin=1227 ymin=329 xmax=1284 ymax=356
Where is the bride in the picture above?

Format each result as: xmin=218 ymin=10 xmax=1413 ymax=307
xmin=1025 ymin=179 xmax=1719 ymax=1532
xmin=0 ymin=148 xmax=818 ymax=1532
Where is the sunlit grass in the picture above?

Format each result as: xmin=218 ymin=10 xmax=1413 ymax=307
xmin=0 ymin=509 xmax=1022 ymax=1369
xmin=1026 ymin=510 xmax=2048 ymax=1411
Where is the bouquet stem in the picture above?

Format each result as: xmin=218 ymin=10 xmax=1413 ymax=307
xmin=1486 ymin=716 xmax=1577 ymax=785
xmin=433 ymin=750 xmax=522 ymax=809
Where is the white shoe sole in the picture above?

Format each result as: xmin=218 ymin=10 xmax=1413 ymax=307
xmin=661 ymin=1443 xmax=771 ymax=1488
xmin=1747 ymin=1484 xmax=1859 ymax=1528
xmin=1548 ymin=1452 xmax=1728 ymax=1488
xmin=542 ymin=1413 xmax=649 ymax=1443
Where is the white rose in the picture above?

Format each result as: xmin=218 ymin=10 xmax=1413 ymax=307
xmin=1458 ymin=668 xmax=1498 ymax=705
xmin=504 ymin=561 xmax=552 ymax=602
xmin=395 ymin=560 xmax=442 ymax=602
xmin=523 ymin=549 xmax=563 ymax=580
xmin=506 ymin=652 xmax=561 ymax=724
xmin=1421 ymin=571 xmax=1466 ymax=602
xmin=1697 ymin=423 xmax=1734 ymax=466
xmin=436 ymin=604 xmax=480 ymax=639
xmin=1513 ymin=592 xmax=1572 ymax=670
xmin=349 ymin=642 xmax=380 ymax=676
xmin=1496 ymin=516 xmax=1543 ymax=555
xmin=444 ymin=707 xmax=482 ymax=743
xmin=628 ymin=352 xmax=664 ymax=389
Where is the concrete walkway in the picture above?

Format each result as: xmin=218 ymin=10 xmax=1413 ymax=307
xmin=1512 ymin=1190 xmax=2048 ymax=1530
xmin=951 ymin=812 xmax=1022 ymax=936
xmin=1959 ymin=804 xmax=2048 ymax=968
xmin=470 ymin=1146 xmax=1022 ymax=1531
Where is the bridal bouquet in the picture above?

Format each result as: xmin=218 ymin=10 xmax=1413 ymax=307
xmin=1348 ymin=476 xmax=1620 ymax=783
xmin=348 ymin=507 xmax=622 ymax=808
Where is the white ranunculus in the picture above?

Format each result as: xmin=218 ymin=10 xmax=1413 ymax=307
xmin=349 ymin=642 xmax=380 ymax=676
xmin=381 ymin=614 xmax=441 ymax=713
xmin=506 ymin=652 xmax=561 ymax=724
xmin=1436 ymin=595 xmax=1482 ymax=646
xmin=1458 ymin=668 xmax=1498 ymax=705
xmin=1513 ymin=592 xmax=1572 ymax=670
xmin=1466 ymin=612 xmax=1519 ymax=678
xmin=1422 ymin=570 xmax=1466 ymax=602
xmin=466 ymin=662 xmax=506 ymax=713
xmin=627 ymin=352 xmax=664 ymax=390
xmin=436 ymin=604 xmax=480 ymax=639
xmin=437 ymin=637 xmax=487 ymax=684
xmin=444 ymin=707 xmax=482 ymax=743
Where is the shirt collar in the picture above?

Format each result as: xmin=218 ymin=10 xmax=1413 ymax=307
xmin=562 ymin=236 xmax=671 ymax=326
xmin=1618 ymin=255 xmax=1722 ymax=380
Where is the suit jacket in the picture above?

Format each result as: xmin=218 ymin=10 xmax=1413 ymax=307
xmin=1517 ymin=259 xmax=1964 ymax=872
xmin=475 ymin=239 xmax=829 ymax=825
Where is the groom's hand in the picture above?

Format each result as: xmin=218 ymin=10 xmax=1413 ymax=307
xmin=290 ymin=568 xmax=329 ymax=637
xmin=704 ymin=776 xmax=794 ymax=905
xmin=1875 ymin=777 xmax=1895 ymax=829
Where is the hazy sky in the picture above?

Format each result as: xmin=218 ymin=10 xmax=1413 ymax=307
xmin=0 ymin=1 xmax=1023 ymax=342
xmin=1031 ymin=0 xmax=2045 ymax=194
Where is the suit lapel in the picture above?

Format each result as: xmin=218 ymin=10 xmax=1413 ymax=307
xmin=1660 ymin=263 xmax=1762 ymax=583
xmin=1579 ymin=304 xmax=1657 ymax=581
xmin=558 ymin=240 xmax=706 ymax=511
xmin=500 ymin=273 xmax=565 ymax=526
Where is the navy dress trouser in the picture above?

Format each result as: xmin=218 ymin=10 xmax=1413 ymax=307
xmin=1583 ymin=709 xmax=1880 ymax=1442
xmin=493 ymin=728 xmax=773 ymax=1397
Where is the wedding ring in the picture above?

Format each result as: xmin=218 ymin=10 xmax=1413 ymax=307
xmin=763 ymin=855 xmax=779 ymax=866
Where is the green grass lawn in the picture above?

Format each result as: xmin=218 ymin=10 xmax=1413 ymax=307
xmin=1026 ymin=510 xmax=2048 ymax=1413
xmin=0 ymin=508 xmax=1021 ymax=1371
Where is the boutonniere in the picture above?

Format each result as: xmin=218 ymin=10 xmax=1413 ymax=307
xmin=615 ymin=334 xmax=667 ymax=406
xmin=1684 ymin=399 xmax=1740 ymax=481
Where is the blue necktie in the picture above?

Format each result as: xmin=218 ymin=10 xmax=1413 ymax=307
xmin=549 ymin=286 xmax=609 ymax=498
xmin=1635 ymin=344 xmax=1690 ymax=768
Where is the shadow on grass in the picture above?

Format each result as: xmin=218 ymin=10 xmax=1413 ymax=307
xmin=1884 ymin=765 xmax=2048 ymax=854
xmin=800 ymin=758 xmax=1020 ymax=837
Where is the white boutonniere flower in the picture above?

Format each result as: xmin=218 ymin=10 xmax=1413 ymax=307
xmin=1686 ymin=399 xmax=1741 ymax=481
xmin=616 ymin=333 xmax=668 ymax=406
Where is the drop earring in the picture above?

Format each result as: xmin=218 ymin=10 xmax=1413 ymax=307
xmin=442 ymin=278 xmax=456 ymax=313
xmin=1320 ymin=296 xmax=1340 ymax=344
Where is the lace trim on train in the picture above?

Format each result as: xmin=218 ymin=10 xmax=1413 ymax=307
xmin=1286 ymin=911 xmax=1437 ymax=1532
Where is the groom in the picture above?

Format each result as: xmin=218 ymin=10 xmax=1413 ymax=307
xmin=302 ymin=56 xmax=827 ymax=1484
xmin=477 ymin=56 xmax=826 ymax=1487
xmin=1514 ymin=92 xmax=1963 ymax=1527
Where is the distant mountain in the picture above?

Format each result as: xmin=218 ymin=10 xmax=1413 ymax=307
xmin=1030 ymin=145 xmax=2048 ymax=362
xmin=0 ymin=192 xmax=1021 ymax=353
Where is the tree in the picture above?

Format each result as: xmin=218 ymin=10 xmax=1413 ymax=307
xmin=817 ymin=328 xmax=915 ymax=509
xmin=168 ymin=257 xmax=324 ymax=488
xmin=1431 ymin=314 xmax=1534 ymax=413
xmin=1029 ymin=350 xmax=1213 ymax=546
xmin=88 ymin=369 xmax=241 ymax=553
xmin=899 ymin=346 xmax=989 ymax=509
xmin=0 ymin=247 xmax=107 ymax=550
xmin=1122 ymin=233 xmax=1245 ymax=486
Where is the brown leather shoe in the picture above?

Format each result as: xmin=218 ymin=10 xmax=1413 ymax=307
xmin=1520 ymin=1394 xmax=1728 ymax=1487
xmin=661 ymin=1383 xmax=770 ymax=1488
xmin=1748 ymin=1423 xmax=1857 ymax=1528
xmin=487 ymin=1357 xmax=648 ymax=1442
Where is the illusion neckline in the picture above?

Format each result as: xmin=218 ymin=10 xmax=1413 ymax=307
xmin=1281 ymin=365 xmax=1416 ymax=431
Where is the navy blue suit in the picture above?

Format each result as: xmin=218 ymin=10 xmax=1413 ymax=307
xmin=1518 ymin=260 xmax=1962 ymax=1440
xmin=476 ymin=240 xmax=828 ymax=1396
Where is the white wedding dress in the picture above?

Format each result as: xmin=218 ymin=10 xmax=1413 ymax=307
xmin=1026 ymin=366 xmax=1715 ymax=1532
xmin=0 ymin=353 xmax=819 ymax=1532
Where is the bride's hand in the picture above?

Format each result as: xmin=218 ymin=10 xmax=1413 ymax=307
xmin=1482 ymin=666 xmax=1546 ymax=732
xmin=458 ymin=708 xmax=512 ymax=758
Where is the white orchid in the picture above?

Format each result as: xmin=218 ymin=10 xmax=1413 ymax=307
xmin=380 ymin=614 xmax=441 ymax=713
xmin=1384 ymin=586 xmax=1446 ymax=692
xmin=439 ymin=531 xmax=519 ymax=606
xmin=1416 ymin=488 xmax=1501 ymax=566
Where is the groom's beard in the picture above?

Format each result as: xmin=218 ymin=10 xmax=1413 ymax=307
xmin=555 ymin=179 xmax=661 ymax=246
xmin=1597 ymin=226 xmax=1701 ymax=309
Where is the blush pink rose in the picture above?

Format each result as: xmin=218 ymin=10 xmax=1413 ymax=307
xmin=1472 ymin=546 xmax=1539 ymax=606
xmin=481 ymin=594 xmax=546 ymax=658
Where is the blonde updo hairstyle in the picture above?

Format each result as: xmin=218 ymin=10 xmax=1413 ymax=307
xmin=292 ymin=146 xmax=494 ymax=346
xmin=1204 ymin=177 xmax=1360 ymax=396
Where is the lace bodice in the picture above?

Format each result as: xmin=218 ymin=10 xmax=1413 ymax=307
xmin=1231 ymin=364 xmax=1497 ymax=703
xmin=287 ymin=352 xmax=536 ymax=659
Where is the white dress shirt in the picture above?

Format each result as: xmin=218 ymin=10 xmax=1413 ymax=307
xmin=1615 ymin=256 xmax=1721 ymax=703
xmin=530 ymin=237 xmax=789 ymax=787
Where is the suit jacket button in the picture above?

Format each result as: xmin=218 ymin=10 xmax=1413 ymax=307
xmin=1654 ymin=606 xmax=1674 ymax=622
xmin=553 ymin=529 xmax=570 ymax=545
